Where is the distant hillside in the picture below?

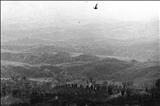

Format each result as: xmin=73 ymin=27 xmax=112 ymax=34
xmin=1 ymin=62 xmax=62 ymax=78
xmin=63 ymin=58 xmax=134 ymax=80
xmin=2 ymin=37 xmax=158 ymax=61
xmin=73 ymin=54 xmax=100 ymax=62
xmin=2 ymin=37 xmax=54 ymax=46
xmin=1 ymin=57 xmax=159 ymax=87
xmin=2 ymin=18 xmax=159 ymax=61
xmin=112 ymin=61 xmax=160 ymax=86
xmin=1 ymin=52 xmax=101 ymax=65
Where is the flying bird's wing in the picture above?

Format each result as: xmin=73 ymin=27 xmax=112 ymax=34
xmin=94 ymin=3 xmax=98 ymax=9
xmin=95 ymin=3 xmax=98 ymax=7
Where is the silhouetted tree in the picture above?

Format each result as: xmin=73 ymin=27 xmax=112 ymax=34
xmin=155 ymin=79 xmax=160 ymax=89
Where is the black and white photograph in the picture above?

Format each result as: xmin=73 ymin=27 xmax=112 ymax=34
xmin=1 ymin=1 xmax=160 ymax=106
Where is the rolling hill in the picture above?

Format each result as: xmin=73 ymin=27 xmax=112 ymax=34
xmin=1 ymin=56 xmax=159 ymax=87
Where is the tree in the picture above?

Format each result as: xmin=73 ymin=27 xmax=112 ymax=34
xmin=155 ymin=79 xmax=160 ymax=89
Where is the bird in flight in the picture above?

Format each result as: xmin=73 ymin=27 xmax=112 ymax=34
xmin=93 ymin=3 xmax=98 ymax=9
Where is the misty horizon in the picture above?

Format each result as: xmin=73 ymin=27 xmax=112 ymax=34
xmin=1 ymin=1 xmax=160 ymax=42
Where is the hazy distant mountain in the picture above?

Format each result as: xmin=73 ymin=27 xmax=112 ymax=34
xmin=2 ymin=37 xmax=54 ymax=46
xmin=1 ymin=51 xmax=101 ymax=65
xmin=2 ymin=19 xmax=159 ymax=61
xmin=2 ymin=37 xmax=158 ymax=61
xmin=73 ymin=54 xmax=100 ymax=62
xmin=1 ymin=62 xmax=62 ymax=78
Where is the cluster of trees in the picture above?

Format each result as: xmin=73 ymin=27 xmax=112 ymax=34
xmin=1 ymin=77 xmax=160 ymax=106
xmin=108 ymin=79 xmax=160 ymax=106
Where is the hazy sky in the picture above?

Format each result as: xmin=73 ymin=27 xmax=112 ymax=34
xmin=1 ymin=1 xmax=160 ymax=41
xmin=2 ymin=1 xmax=160 ymax=22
